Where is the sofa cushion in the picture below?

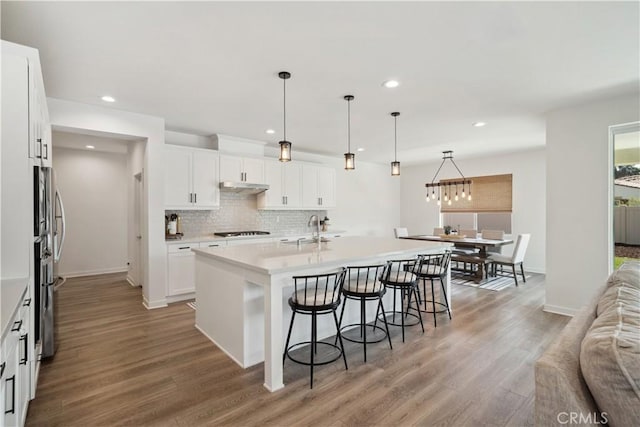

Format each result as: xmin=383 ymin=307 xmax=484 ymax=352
xmin=580 ymin=264 xmax=640 ymax=427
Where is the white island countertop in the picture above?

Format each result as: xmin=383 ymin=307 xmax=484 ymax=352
xmin=192 ymin=236 xmax=453 ymax=275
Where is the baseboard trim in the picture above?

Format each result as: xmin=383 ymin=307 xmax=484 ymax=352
xmin=143 ymin=297 xmax=168 ymax=310
xmin=126 ymin=275 xmax=140 ymax=287
xmin=61 ymin=267 xmax=128 ymax=278
xmin=543 ymin=304 xmax=576 ymax=317
xmin=166 ymin=293 xmax=195 ymax=304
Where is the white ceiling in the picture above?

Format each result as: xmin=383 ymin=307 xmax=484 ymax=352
xmin=2 ymin=1 xmax=639 ymax=164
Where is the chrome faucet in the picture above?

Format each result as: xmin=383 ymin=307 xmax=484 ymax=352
xmin=308 ymin=214 xmax=320 ymax=241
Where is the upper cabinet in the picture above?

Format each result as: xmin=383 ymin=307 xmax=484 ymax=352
xmin=29 ymin=64 xmax=52 ymax=168
xmin=219 ymin=154 xmax=265 ymax=183
xmin=164 ymin=145 xmax=219 ymax=209
xmin=302 ymin=164 xmax=336 ymax=209
xmin=258 ymin=159 xmax=302 ymax=209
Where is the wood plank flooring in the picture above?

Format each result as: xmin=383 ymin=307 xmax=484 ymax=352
xmin=26 ymin=272 xmax=569 ymax=426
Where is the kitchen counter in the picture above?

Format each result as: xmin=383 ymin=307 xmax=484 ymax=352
xmin=193 ymin=236 xmax=451 ymax=392
xmin=166 ymin=230 xmax=347 ymax=244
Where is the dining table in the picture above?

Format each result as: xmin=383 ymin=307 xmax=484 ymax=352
xmin=400 ymin=234 xmax=514 ymax=283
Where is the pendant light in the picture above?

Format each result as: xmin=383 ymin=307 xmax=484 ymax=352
xmin=390 ymin=112 xmax=400 ymax=176
xmin=344 ymin=95 xmax=355 ymax=170
xmin=278 ymin=71 xmax=292 ymax=162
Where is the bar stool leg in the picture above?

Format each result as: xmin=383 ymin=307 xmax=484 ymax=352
xmin=430 ymin=279 xmax=437 ymax=327
xmin=439 ymin=279 xmax=452 ymax=320
xmin=310 ymin=312 xmax=316 ymax=388
xmin=413 ymin=286 xmax=425 ymax=333
xmin=377 ymin=299 xmax=393 ymax=350
xmin=361 ymin=298 xmax=367 ymax=362
xmin=400 ymin=288 xmax=406 ymax=342
xmin=283 ymin=311 xmax=296 ymax=365
xmin=332 ymin=310 xmax=348 ymax=370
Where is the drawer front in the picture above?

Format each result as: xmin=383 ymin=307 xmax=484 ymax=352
xmin=199 ymin=241 xmax=225 ymax=248
xmin=167 ymin=243 xmax=198 ymax=253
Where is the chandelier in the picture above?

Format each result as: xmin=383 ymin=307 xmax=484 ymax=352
xmin=425 ymin=150 xmax=472 ymax=206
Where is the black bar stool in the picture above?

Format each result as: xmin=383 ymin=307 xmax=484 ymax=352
xmin=378 ymin=258 xmax=424 ymax=342
xmin=338 ymin=264 xmax=392 ymax=362
xmin=415 ymin=252 xmax=452 ymax=327
xmin=283 ymin=268 xmax=348 ymax=389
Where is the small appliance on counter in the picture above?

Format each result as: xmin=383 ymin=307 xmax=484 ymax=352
xmin=165 ymin=213 xmax=183 ymax=239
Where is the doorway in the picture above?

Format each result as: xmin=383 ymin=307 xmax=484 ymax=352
xmin=610 ymin=123 xmax=640 ymax=270
xmin=131 ymin=171 xmax=143 ymax=287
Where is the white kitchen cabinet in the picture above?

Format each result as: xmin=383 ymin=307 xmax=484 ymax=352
xmin=167 ymin=243 xmax=198 ymax=296
xmin=164 ymin=146 xmax=219 ymax=209
xmin=302 ymin=164 xmax=336 ymax=209
xmin=219 ymin=154 xmax=265 ymax=183
xmin=258 ymin=159 xmax=302 ymax=209
xmin=1 ymin=291 xmax=30 ymax=427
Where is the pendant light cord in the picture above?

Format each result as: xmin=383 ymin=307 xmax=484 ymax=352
xmin=347 ymin=98 xmax=351 ymax=153
xmin=283 ymin=78 xmax=286 ymax=142
xmin=394 ymin=115 xmax=397 ymax=162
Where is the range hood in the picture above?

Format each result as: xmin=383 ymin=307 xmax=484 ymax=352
xmin=219 ymin=181 xmax=269 ymax=194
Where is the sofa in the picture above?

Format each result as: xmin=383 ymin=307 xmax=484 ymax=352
xmin=535 ymin=261 xmax=639 ymax=426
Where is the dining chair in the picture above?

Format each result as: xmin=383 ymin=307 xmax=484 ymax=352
xmin=452 ymin=228 xmax=479 ymax=272
xmin=488 ymin=233 xmax=531 ymax=286
xmin=481 ymin=229 xmax=505 ymax=257
xmin=394 ymin=227 xmax=409 ymax=238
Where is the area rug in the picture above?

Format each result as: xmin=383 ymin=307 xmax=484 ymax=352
xmin=186 ymin=301 xmax=196 ymax=310
xmin=451 ymin=273 xmax=532 ymax=291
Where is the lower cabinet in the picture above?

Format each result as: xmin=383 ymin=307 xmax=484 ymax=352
xmin=167 ymin=243 xmax=198 ymax=296
xmin=1 ymin=291 xmax=30 ymax=427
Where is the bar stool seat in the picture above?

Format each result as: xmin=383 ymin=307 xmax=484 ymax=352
xmin=338 ymin=264 xmax=392 ymax=362
xmin=283 ymin=268 xmax=348 ymax=389
xmin=378 ymin=258 xmax=425 ymax=342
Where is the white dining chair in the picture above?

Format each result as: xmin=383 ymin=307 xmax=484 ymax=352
xmin=394 ymin=227 xmax=409 ymax=238
xmin=488 ymin=233 xmax=531 ymax=286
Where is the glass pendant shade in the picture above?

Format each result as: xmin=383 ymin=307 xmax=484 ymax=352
xmin=279 ymin=140 xmax=291 ymax=162
xmin=344 ymin=152 xmax=355 ymax=170
xmin=391 ymin=161 xmax=400 ymax=176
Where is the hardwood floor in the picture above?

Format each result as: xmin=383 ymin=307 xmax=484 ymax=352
xmin=26 ymin=272 xmax=569 ymax=426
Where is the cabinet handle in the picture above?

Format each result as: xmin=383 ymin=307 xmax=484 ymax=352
xmin=0 ymin=362 xmax=5 ymax=379
xmin=282 ymin=196 xmax=285 ymax=205
xmin=178 ymin=246 xmax=190 ymax=250
xmin=5 ymin=375 xmax=15 ymax=414
xmin=11 ymin=320 xmax=22 ymax=332
xmin=285 ymin=196 xmax=288 ymax=205
xmin=20 ymin=333 xmax=28 ymax=365
xmin=36 ymin=138 xmax=43 ymax=159
xmin=43 ymin=143 xmax=48 ymax=160
xmin=23 ymin=298 xmax=32 ymax=306
xmin=208 ymin=244 xmax=219 ymax=247
xmin=194 ymin=193 xmax=197 ymax=203
xmin=320 ymin=197 xmax=323 ymax=206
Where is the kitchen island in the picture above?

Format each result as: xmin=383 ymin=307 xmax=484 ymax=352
xmin=193 ymin=236 xmax=451 ymax=392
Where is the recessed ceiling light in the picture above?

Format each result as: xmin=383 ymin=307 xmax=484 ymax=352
xmin=101 ymin=95 xmax=115 ymax=103
xmin=265 ymin=129 xmax=275 ymax=134
xmin=382 ymin=80 xmax=400 ymax=88
xmin=86 ymin=145 xmax=95 ymax=149
xmin=473 ymin=122 xmax=486 ymax=127
xmin=357 ymin=147 xmax=365 ymax=152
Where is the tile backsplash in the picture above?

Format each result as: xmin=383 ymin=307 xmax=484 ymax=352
xmin=166 ymin=192 xmax=327 ymax=237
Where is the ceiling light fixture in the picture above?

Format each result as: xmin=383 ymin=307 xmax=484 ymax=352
xmin=265 ymin=129 xmax=275 ymax=135
xmin=382 ymin=80 xmax=400 ymax=88
xmin=86 ymin=145 xmax=95 ymax=149
xmin=344 ymin=95 xmax=355 ymax=170
xmin=425 ymin=150 xmax=472 ymax=205
xmin=101 ymin=95 xmax=115 ymax=103
xmin=390 ymin=112 xmax=401 ymax=176
xmin=277 ymin=71 xmax=292 ymax=162
xmin=357 ymin=147 xmax=365 ymax=152
xmin=473 ymin=122 xmax=486 ymax=127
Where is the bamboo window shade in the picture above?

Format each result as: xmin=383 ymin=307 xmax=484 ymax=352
xmin=440 ymin=174 xmax=512 ymax=213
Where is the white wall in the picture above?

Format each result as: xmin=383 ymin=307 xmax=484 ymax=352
xmin=546 ymin=93 xmax=640 ymax=315
xmin=48 ymin=98 xmax=166 ymax=309
xmin=53 ymin=145 xmax=128 ymax=276
xmin=400 ymin=148 xmax=546 ymax=273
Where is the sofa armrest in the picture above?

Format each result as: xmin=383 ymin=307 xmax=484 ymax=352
xmin=535 ymin=286 xmax=604 ymax=425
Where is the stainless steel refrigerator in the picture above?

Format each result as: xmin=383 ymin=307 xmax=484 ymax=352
xmin=34 ymin=166 xmax=65 ymax=359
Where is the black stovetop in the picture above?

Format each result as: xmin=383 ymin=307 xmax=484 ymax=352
xmin=214 ymin=231 xmax=271 ymax=237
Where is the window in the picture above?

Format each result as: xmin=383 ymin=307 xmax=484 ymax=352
xmin=440 ymin=174 xmax=513 ymax=233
